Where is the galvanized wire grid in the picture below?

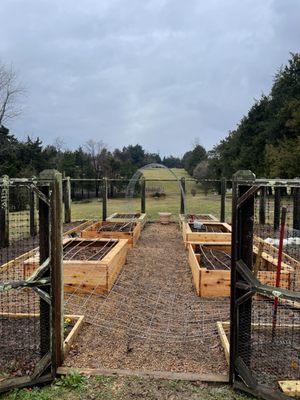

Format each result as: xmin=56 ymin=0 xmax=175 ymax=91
xmin=236 ymin=185 xmax=300 ymax=394
xmin=0 ymin=183 xmax=41 ymax=379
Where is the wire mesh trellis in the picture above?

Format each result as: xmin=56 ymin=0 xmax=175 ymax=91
xmin=231 ymin=175 xmax=300 ymax=400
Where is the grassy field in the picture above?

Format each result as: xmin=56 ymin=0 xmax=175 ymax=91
xmin=71 ymin=168 xmax=231 ymax=222
xmin=0 ymin=374 xmax=252 ymax=400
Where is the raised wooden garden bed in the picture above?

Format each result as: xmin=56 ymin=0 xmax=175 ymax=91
xmin=24 ymin=237 xmax=129 ymax=295
xmin=81 ymin=220 xmax=141 ymax=248
xmin=182 ymin=221 xmax=231 ymax=247
xmin=188 ymin=243 xmax=291 ymax=297
xmin=178 ymin=214 xmax=218 ymax=229
xmin=107 ymin=212 xmax=147 ymax=229
xmin=0 ymin=313 xmax=84 ymax=358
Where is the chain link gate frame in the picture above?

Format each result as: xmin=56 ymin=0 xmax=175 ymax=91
xmin=230 ymin=170 xmax=300 ymax=400
xmin=0 ymin=170 xmax=63 ymax=393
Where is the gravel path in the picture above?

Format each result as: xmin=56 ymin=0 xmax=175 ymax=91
xmin=64 ymin=223 xmax=229 ymax=374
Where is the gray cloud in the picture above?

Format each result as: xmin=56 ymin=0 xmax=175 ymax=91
xmin=0 ymin=0 xmax=299 ymax=156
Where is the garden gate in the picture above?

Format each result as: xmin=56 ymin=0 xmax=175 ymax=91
xmin=230 ymin=171 xmax=300 ymax=399
xmin=0 ymin=170 xmax=63 ymax=393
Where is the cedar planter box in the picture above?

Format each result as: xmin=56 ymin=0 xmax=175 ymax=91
xmin=182 ymin=221 xmax=231 ymax=247
xmin=178 ymin=213 xmax=218 ymax=229
xmin=188 ymin=243 xmax=291 ymax=298
xmin=0 ymin=313 xmax=84 ymax=358
xmin=24 ymin=237 xmax=129 ymax=295
xmin=107 ymin=212 xmax=147 ymax=229
xmin=81 ymin=220 xmax=141 ymax=248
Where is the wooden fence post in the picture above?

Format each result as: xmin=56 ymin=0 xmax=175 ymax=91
xmin=39 ymin=169 xmax=64 ymax=370
xmin=30 ymin=182 xmax=38 ymax=236
xmin=180 ymin=177 xmax=186 ymax=215
xmin=0 ymin=175 xmax=9 ymax=248
xmin=274 ymin=185 xmax=281 ymax=231
xmin=102 ymin=177 xmax=108 ymax=221
xmin=50 ymin=171 xmax=64 ymax=369
xmin=293 ymin=187 xmax=300 ymax=231
xmin=141 ymin=178 xmax=146 ymax=214
xmin=220 ymin=178 xmax=226 ymax=222
xmin=63 ymin=177 xmax=71 ymax=223
xmin=259 ymin=186 xmax=266 ymax=225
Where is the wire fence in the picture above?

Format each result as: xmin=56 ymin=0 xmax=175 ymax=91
xmin=231 ymin=178 xmax=300 ymax=399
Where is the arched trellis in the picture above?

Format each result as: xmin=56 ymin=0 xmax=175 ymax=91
xmin=125 ymin=163 xmax=186 ymax=214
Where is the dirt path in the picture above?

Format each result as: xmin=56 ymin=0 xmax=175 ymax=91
xmin=64 ymin=223 xmax=229 ymax=374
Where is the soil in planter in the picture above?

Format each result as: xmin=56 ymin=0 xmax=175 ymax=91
xmin=189 ymin=223 xmax=228 ymax=233
xmin=63 ymin=240 xmax=117 ymax=261
xmin=112 ymin=213 xmax=141 ymax=219
xmin=195 ymin=245 xmax=231 ymax=271
xmin=185 ymin=214 xmax=216 ymax=221
xmin=96 ymin=222 xmax=136 ymax=233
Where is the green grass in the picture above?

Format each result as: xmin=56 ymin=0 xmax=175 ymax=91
xmin=71 ymin=168 xmax=231 ymax=222
xmin=0 ymin=376 xmax=253 ymax=400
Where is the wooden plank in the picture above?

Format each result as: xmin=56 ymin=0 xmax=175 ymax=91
xmin=187 ymin=244 xmax=200 ymax=294
xmin=57 ymin=366 xmax=229 ymax=383
xmin=279 ymin=381 xmax=300 ymax=397
xmin=64 ymin=315 xmax=85 ymax=356
xmin=106 ymin=239 xmax=129 ymax=290
xmin=216 ymin=321 xmax=229 ymax=365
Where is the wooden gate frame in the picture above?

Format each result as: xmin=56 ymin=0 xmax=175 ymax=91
xmin=0 ymin=170 xmax=63 ymax=393
xmin=230 ymin=171 xmax=300 ymax=400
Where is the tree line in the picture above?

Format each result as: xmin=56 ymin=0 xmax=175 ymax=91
xmin=1 ymin=53 xmax=299 ymax=183
xmin=206 ymin=53 xmax=300 ymax=179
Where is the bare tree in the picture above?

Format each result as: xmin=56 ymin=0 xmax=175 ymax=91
xmin=0 ymin=63 xmax=24 ymax=125
xmin=85 ymin=139 xmax=107 ymax=197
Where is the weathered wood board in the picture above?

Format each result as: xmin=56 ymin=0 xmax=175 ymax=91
xmin=81 ymin=220 xmax=141 ymax=248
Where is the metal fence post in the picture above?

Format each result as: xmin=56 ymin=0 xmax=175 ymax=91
xmin=230 ymin=170 xmax=256 ymax=384
xmin=293 ymin=187 xmax=300 ymax=231
xmin=141 ymin=178 xmax=146 ymax=214
xmin=0 ymin=175 xmax=9 ymax=248
xmin=63 ymin=176 xmax=72 ymax=223
xmin=220 ymin=177 xmax=226 ymax=222
xmin=180 ymin=177 xmax=186 ymax=215
xmin=274 ymin=185 xmax=281 ymax=230
xmin=102 ymin=177 xmax=108 ymax=221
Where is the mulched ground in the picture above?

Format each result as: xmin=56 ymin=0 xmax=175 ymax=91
xmin=64 ymin=223 xmax=230 ymax=375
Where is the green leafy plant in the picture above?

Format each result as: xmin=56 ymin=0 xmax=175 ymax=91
xmin=55 ymin=370 xmax=87 ymax=391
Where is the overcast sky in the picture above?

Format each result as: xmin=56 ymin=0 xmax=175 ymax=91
xmin=1 ymin=0 xmax=299 ymax=156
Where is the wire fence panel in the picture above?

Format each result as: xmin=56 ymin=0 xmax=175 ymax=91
xmin=0 ymin=181 xmax=55 ymax=393
xmin=69 ymin=178 xmax=229 ymax=223
xmin=231 ymin=176 xmax=300 ymax=400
